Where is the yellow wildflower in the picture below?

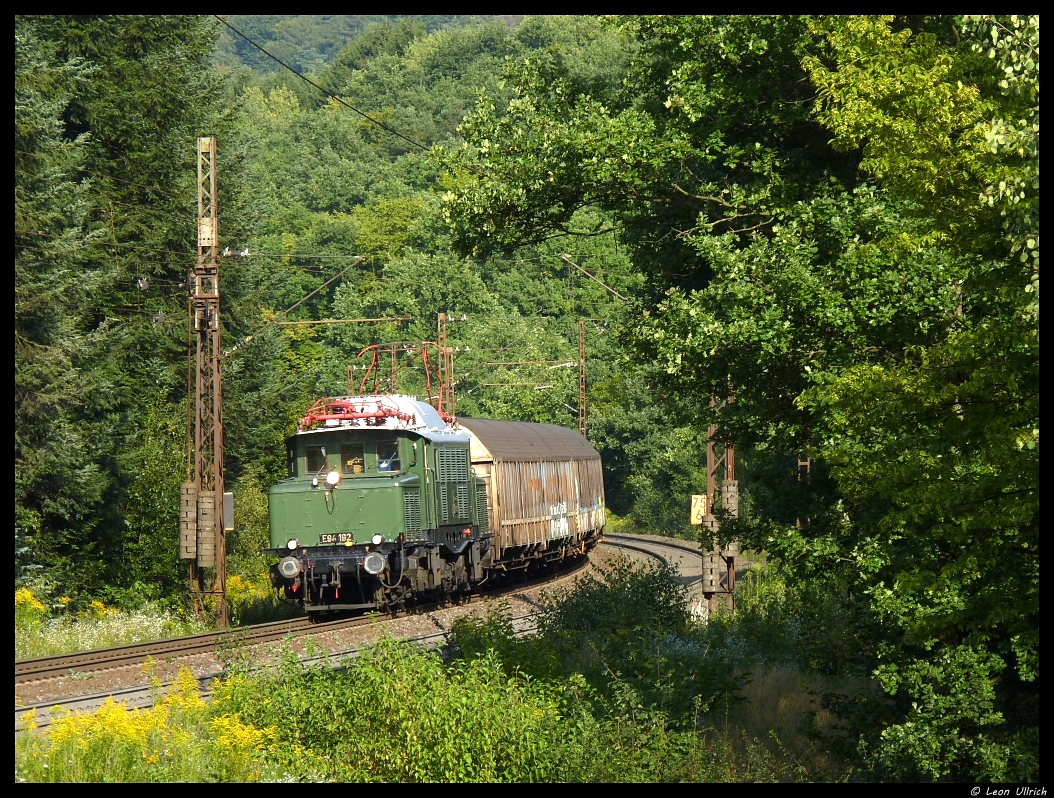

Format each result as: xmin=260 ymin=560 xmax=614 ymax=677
xmin=19 ymin=710 xmax=37 ymax=733
xmin=85 ymin=599 xmax=108 ymax=620
xmin=15 ymin=587 xmax=46 ymax=613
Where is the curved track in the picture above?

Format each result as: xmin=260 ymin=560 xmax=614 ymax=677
xmin=15 ymin=552 xmax=597 ymax=731
xmin=605 ymin=532 xmax=711 ymax=560
xmin=602 ymin=532 xmax=711 ymax=587
xmin=15 ymin=554 xmax=591 ymax=688
xmin=599 ymin=538 xmax=672 ymax=563
xmin=14 ymin=535 xmax=728 ymax=731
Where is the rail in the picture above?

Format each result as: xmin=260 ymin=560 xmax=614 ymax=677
xmin=15 ymin=536 xmax=727 ymax=732
xmin=15 ymin=551 xmax=591 ymax=686
xmin=16 ymin=613 xmax=541 ymax=732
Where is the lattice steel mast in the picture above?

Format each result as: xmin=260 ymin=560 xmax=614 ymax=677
xmin=700 ymin=394 xmax=738 ymax=612
xmin=180 ymin=137 xmax=228 ymax=627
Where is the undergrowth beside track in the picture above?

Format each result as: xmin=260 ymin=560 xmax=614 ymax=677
xmin=16 ymin=555 xmax=869 ymax=782
xmin=14 ymin=578 xmax=301 ymax=660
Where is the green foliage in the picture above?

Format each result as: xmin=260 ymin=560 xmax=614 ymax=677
xmin=452 ymin=558 xmax=742 ymax=724
xmin=15 ymin=15 xmax=236 ymax=602
xmin=213 ymin=15 xmax=517 ymax=77
xmin=225 ymin=469 xmax=302 ymax=625
xmin=219 ymin=639 xmax=570 ymax=781
xmin=218 ymin=16 xmax=657 ymax=525
xmin=15 ymin=15 xmax=1038 ymax=780
xmin=212 ymin=630 xmax=809 ymax=782
xmin=17 ymin=556 xmax=861 ymax=782
xmin=450 ymin=556 xmax=863 ymax=780
xmin=443 ymin=15 xmax=854 ymax=271
xmin=16 ymin=629 xmax=810 ymax=783
xmin=795 ymin=16 xmax=1039 ymax=782
xmin=15 ymin=17 xmax=111 ymax=596
xmin=120 ymin=399 xmax=188 ymax=596
xmin=443 ymin=14 xmax=1039 ymax=781
xmin=16 ymin=14 xmax=676 ymax=622
xmin=349 ymin=197 xmax=428 ymax=262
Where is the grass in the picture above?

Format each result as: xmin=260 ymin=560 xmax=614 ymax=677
xmin=15 ymin=589 xmax=208 ymax=661
xmin=15 ymin=605 xmax=209 ymax=660
xmin=14 ymin=577 xmax=303 ymax=661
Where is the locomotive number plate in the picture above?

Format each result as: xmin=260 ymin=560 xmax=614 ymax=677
xmin=320 ymin=533 xmax=354 ymax=544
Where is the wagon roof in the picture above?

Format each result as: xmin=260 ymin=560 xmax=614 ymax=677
xmin=456 ymin=417 xmax=600 ymax=462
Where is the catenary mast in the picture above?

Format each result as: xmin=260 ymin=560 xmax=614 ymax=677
xmin=180 ymin=137 xmax=228 ymax=627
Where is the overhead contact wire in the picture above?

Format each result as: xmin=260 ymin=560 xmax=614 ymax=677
xmin=213 ymin=16 xmax=430 ymax=154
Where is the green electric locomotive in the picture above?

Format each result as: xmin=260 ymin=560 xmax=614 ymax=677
xmin=267 ymin=394 xmax=606 ymax=614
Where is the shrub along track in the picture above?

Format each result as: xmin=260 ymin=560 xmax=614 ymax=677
xmin=15 ymin=553 xmax=594 ymax=684
xmin=14 ymin=536 xmax=698 ymax=731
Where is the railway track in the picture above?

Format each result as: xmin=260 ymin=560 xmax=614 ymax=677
xmin=14 ymin=554 xmax=592 ymax=688
xmin=602 ymin=532 xmax=709 ymax=585
xmin=605 ymin=532 xmax=752 ymax=581
xmin=14 ymin=537 xmax=698 ymax=687
xmin=604 ymin=532 xmax=710 ymax=561
xmin=15 ymin=612 xmax=542 ymax=732
xmin=14 ymin=536 xmax=716 ymax=731
xmin=17 ymin=616 xmax=319 ymax=685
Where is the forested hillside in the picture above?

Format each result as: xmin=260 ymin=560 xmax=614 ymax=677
xmin=212 ymin=15 xmax=522 ymax=75
xmin=15 ymin=15 xmax=1037 ymax=781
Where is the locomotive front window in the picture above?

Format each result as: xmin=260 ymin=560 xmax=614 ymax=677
xmin=341 ymin=443 xmax=365 ymax=474
xmin=287 ymin=444 xmax=296 ymax=477
xmin=306 ymin=445 xmax=327 ymax=473
xmin=376 ymin=441 xmax=401 ymax=473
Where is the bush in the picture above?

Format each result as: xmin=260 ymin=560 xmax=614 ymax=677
xmin=451 ymin=556 xmax=744 ymax=722
xmin=16 ymin=557 xmax=855 ymax=782
xmin=16 ymin=667 xmax=275 ymax=782
xmin=225 ymin=573 xmax=302 ymax=626
xmin=214 ymin=635 xmax=812 ymax=782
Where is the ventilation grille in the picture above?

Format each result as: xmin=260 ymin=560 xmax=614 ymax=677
xmin=437 ymin=447 xmax=469 ymax=483
xmin=456 ymin=484 xmax=470 ymax=521
xmin=438 ymin=485 xmax=471 ymax=524
xmin=404 ymin=489 xmax=421 ymax=535
xmin=476 ymin=484 xmax=489 ymax=534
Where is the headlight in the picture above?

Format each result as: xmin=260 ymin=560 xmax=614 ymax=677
xmin=278 ymin=556 xmax=301 ymax=579
xmin=287 ymin=538 xmax=299 ymax=550
xmin=326 ymin=470 xmax=341 ymax=487
xmin=363 ymin=551 xmax=386 ymax=575
xmin=371 ymin=533 xmax=384 ymax=545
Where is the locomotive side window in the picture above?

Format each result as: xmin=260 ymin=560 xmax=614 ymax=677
xmin=306 ymin=446 xmax=327 ymax=473
xmin=341 ymin=443 xmax=365 ymax=474
xmin=376 ymin=441 xmax=401 ymax=473
xmin=287 ymin=444 xmax=296 ymax=477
